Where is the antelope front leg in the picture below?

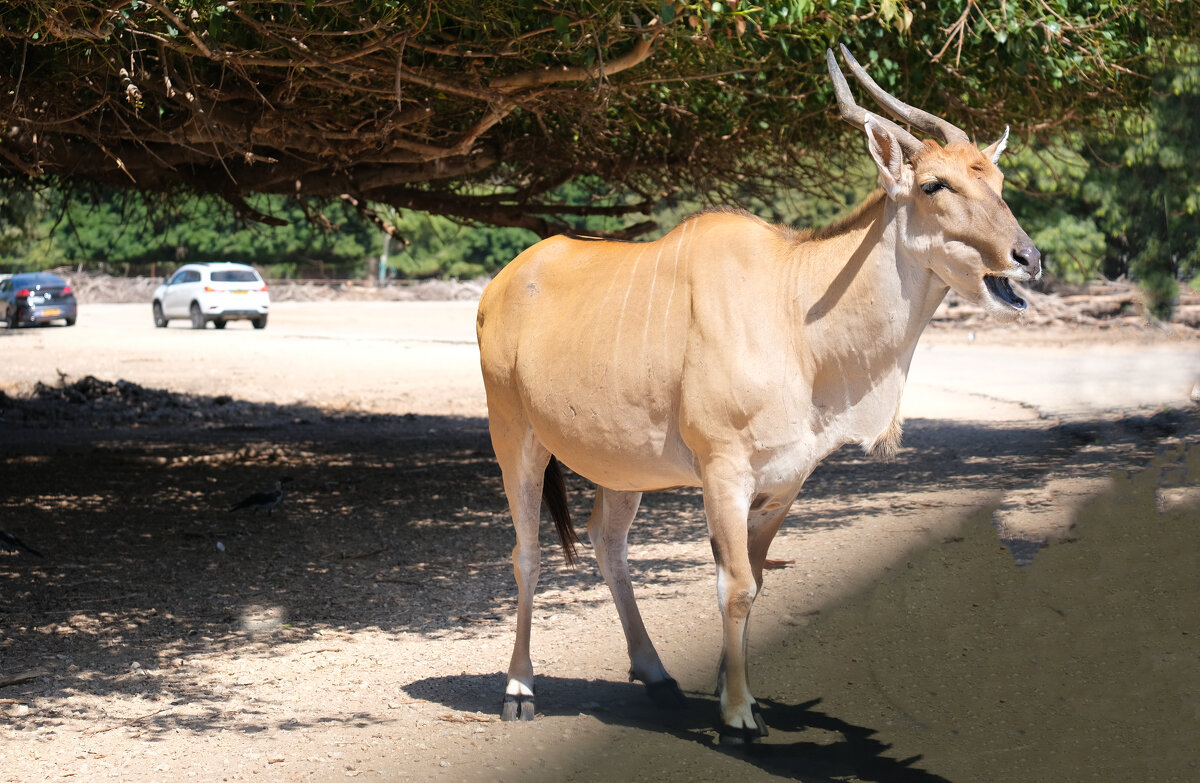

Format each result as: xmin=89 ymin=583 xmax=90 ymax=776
xmin=702 ymin=470 xmax=767 ymax=740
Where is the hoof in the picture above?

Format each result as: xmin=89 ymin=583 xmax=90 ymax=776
xmin=717 ymin=704 xmax=768 ymax=745
xmin=752 ymin=701 xmax=767 ymax=733
xmin=500 ymin=694 xmax=535 ymax=722
xmin=717 ymin=725 xmax=766 ymax=746
xmin=645 ymin=677 xmax=688 ymax=709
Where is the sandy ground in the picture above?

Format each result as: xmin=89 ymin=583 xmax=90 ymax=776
xmin=1 ymin=302 xmax=1199 ymax=782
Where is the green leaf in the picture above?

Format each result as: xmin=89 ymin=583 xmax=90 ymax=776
xmin=552 ymin=14 xmax=570 ymax=40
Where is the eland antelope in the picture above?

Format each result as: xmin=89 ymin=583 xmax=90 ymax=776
xmin=476 ymin=45 xmax=1040 ymax=739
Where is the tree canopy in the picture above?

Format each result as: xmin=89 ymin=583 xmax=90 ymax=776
xmin=2 ymin=1 xmax=1192 ymax=239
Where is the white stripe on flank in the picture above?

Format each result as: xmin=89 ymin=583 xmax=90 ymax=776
xmin=662 ymin=222 xmax=690 ymax=363
xmin=592 ymin=247 xmax=628 ymax=382
xmin=642 ymin=240 xmax=665 ymax=357
xmin=612 ymin=244 xmax=645 ymax=363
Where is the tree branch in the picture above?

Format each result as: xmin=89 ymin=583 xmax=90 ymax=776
xmin=489 ymin=25 xmax=662 ymax=92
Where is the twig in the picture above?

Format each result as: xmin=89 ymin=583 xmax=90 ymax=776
xmin=339 ymin=548 xmax=388 ymax=560
xmin=11 ymin=37 xmax=26 ymax=111
xmin=437 ymin=712 xmax=493 ymax=723
xmin=0 ymin=669 xmax=50 ymax=688
xmin=82 ymin=707 xmax=172 ymax=735
xmin=932 ymin=1 xmax=975 ymax=66
xmin=394 ymin=35 xmax=407 ymax=110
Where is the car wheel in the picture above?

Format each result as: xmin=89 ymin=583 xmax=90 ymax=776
xmin=213 ymin=319 xmax=227 ymax=330
xmin=64 ymin=316 xmax=76 ymax=326
xmin=189 ymin=302 xmax=206 ymax=330
xmin=251 ymin=315 xmax=268 ymax=330
xmin=5 ymin=308 xmax=17 ymax=329
xmin=153 ymin=301 xmax=168 ymax=328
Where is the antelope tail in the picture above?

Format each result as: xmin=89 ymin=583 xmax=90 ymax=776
xmin=542 ymin=456 xmax=580 ymax=565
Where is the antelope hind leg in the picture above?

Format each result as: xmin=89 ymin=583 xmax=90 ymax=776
xmin=494 ymin=428 xmax=551 ymax=721
xmin=587 ymin=487 xmax=686 ymax=708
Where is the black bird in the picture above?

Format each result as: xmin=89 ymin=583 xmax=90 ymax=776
xmin=1 ymin=530 xmax=43 ymax=557
xmin=229 ymin=477 xmax=293 ymax=516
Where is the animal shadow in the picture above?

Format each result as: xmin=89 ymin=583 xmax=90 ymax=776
xmin=405 ymin=674 xmax=950 ymax=782
xmin=738 ymin=698 xmax=953 ymax=782
xmin=402 ymin=673 xmax=683 ymax=722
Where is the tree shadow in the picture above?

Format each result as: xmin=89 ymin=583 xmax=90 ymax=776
xmin=1 ymin=381 xmax=1196 ymax=743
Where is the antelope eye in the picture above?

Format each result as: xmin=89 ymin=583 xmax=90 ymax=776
xmin=921 ymin=180 xmax=946 ymax=195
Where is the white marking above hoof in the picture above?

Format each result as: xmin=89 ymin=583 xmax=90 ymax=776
xmin=505 ymin=678 xmax=534 ymax=697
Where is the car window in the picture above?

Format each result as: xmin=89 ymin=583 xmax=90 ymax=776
xmin=168 ymin=270 xmax=189 ymax=285
xmin=185 ymin=270 xmax=202 ymax=284
xmin=0 ymin=280 xmax=9 ymax=294
xmin=211 ymin=270 xmax=260 ymax=283
xmin=12 ymin=275 xmax=57 ymax=289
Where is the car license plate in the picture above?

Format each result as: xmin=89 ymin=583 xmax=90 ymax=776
xmin=42 ymin=308 xmax=61 ymax=316
xmin=232 ymin=290 xmax=249 ymax=294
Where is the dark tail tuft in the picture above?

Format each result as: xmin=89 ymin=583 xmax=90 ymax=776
xmin=542 ymin=456 xmax=580 ymax=565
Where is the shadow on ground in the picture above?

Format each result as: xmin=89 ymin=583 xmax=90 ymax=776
xmin=2 ymin=383 xmax=1198 ymax=778
xmin=407 ymin=439 xmax=1200 ymax=782
xmin=407 ymin=670 xmax=955 ymax=782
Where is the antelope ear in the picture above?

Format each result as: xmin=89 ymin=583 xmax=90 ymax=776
xmin=863 ymin=116 xmax=905 ymax=199
xmin=982 ymin=125 xmax=1010 ymax=164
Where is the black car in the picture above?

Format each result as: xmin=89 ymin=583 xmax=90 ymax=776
xmin=1 ymin=272 xmax=78 ymax=328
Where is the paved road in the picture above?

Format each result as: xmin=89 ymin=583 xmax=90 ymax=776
xmin=3 ymin=302 xmax=1197 ymax=421
xmin=904 ymin=336 xmax=1200 ymax=421
xmin=1 ymin=302 xmax=486 ymax=418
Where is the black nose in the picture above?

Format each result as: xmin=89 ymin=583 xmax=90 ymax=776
xmin=1012 ymin=244 xmax=1042 ymax=275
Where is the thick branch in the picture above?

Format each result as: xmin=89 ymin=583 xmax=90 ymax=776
xmin=489 ymin=26 xmax=661 ymax=92
xmin=370 ymin=186 xmax=655 ymax=239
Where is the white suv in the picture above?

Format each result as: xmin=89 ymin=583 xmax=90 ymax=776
xmin=153 ymin=262 xmax=270 ymax=329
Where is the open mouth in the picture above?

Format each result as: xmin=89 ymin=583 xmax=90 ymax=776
xmin=984 ymin=275 xmax=1027 ymax=311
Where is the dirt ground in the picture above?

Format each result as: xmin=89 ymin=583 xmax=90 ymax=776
xmin=2 ymin=300 xmax=1199 ymax=782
